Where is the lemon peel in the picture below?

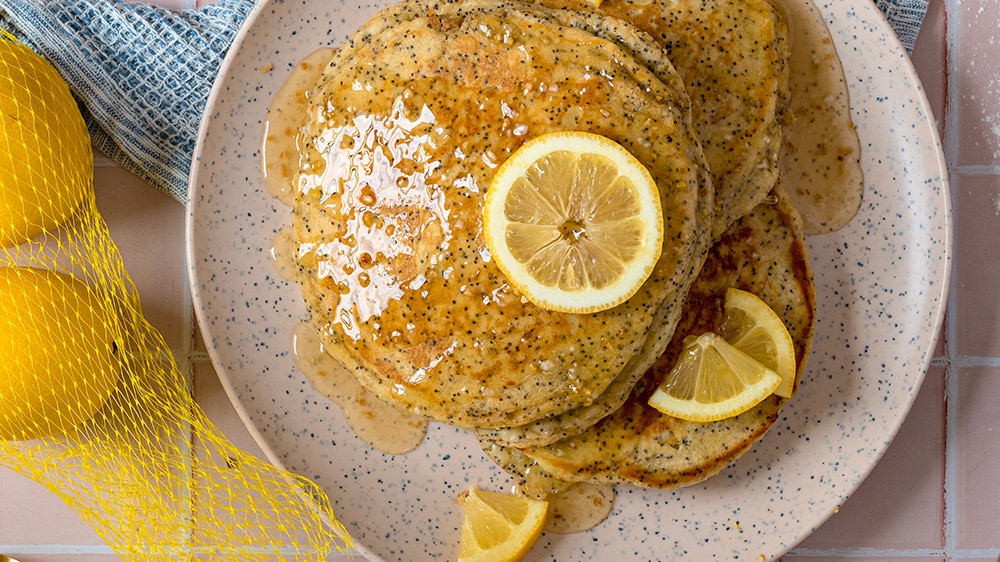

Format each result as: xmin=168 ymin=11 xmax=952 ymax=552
xmin=483 ymin=131 xmax=663 ymax=314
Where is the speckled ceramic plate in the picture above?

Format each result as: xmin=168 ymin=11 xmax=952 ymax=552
xmin=186 ymin=1 xmax=950 ymax=559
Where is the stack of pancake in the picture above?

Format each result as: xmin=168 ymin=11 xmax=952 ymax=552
xmin=291 ymin=0 xmax=816 ymax=493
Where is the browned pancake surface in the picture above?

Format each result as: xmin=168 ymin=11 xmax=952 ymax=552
xmin=477 ymin=0 xmax=792 ymax=445
xmin=594 ymin=0 xmax=790 ymax=238
xmin=484 ymin=185 xmax=815 ymax=490
xmin=293 ymin=0 xmax=713 ymax=429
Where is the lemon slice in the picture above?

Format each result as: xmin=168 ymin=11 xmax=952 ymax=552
xmin=648 ymin=288 xmax=798 ymax=422
xmin=483 ymin=131 xmax=663 ymax=314
xmin=457 ymin=485 xmax=550 ymax=562
xmin=647 ymin=333 xmax=781 ymax=423
xmin=719 ymin=287 xmax=797 ymax=398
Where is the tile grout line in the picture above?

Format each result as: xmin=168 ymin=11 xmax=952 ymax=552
xmin=944 ymin=356 xmax=959 ymax=558
xmin=181 ymin=249 xmax=198 ymax=562
xmin=943 ymin=0 xmax=961 ymax=171
xmin=953 ymin=164 xmax=1000 ymax=174
xmin=942 ymin=0 xmax=961 ymax=557
xmin=944 ymin=355 xmax=1000 ymax=367
xmin=0 ymin=544 xmax=117 ymax=555
xmin=786 ymin=547 xmax=1000 ymax=558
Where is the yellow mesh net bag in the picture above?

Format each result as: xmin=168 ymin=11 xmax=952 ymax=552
xmin=0 ymin=31 xmax=351 ymax=559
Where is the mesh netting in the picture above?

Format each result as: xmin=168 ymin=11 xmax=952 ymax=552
xmin=1 ymin=31 xmax=351 ymax=559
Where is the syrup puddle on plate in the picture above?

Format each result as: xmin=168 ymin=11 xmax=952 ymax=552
xmin=290 ymin=321 xmax=428 ymax=455
xmin=545 ymin=482 xmax=616 ymax=534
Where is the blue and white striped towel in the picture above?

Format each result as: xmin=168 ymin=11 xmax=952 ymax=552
xmin=874 ymin=0 xmax=931 ymax=53
xmin=0 ymin=0 xmax=929 ymax=204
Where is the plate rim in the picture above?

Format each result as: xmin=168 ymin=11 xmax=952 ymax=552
xmin=185 ymin=0 xmax=953 ymax=558
xmin=186 ymin=0 xmax=288 ymax=478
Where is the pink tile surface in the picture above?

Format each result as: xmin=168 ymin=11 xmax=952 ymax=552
xmin=192 ymin=312 xmax=208 ymax=353
xmin=955 ymin=0 xmax=1000 ymax=166
xmin=954 ymin=174 xmax=1000 ymax=357
xmin=0 ymin=467 xmax=107 ymax=546
xmin=0 ymin=557 xmax=118 ymax=562
xmin=93 ymin=165 xmax=188 ymax=351
xmin=954 ymin=366 xmax=1000 ymax=549
xmin=191 ymin=359 xmax=267 ymax=461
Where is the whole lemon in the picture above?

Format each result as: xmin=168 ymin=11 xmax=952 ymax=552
xmin=0 ymin=36 xmax=93 ymax=248
xmin=0 ymin=267 xmax=121 ymax=441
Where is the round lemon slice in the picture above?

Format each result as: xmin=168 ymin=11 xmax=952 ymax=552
xmin=719 ymin=287 xmax=798 ymax=398
xmin=483 ymin=131 xmax=663 ymax=314
xmin=457 ymin=485 xmax=550 ymax=562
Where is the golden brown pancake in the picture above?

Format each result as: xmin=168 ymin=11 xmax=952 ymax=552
xmin=546 ymin=0 xmax=790 ymax=239
xmin=483 ymin=184 xmax=815 ymax=491
xmin=477 ymin=0 xmax=791 ymax=447
xmin=292 ymin=0 xmax=713 ymax=429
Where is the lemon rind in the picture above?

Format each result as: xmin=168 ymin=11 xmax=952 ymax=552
xmin=458 ymin=486 xmax=550 ymax=562
xmin=723 ymin=287 xmax=797 ymax=398
xmin=484 ymin=131 xmax=663 ymax=314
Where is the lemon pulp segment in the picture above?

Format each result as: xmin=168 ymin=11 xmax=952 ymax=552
xmin=648 ymin=333 xmax=781 ymax=423
xmin=719 ymin=287 xmax=798 ymax=398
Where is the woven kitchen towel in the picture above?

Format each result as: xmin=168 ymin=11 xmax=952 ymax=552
xmin=1 ymin=0 xmax=928 ymax=204
xmin=875 ymin=0 xmax=931 ymax=53
xmin=0 ymin=0 xmax=255 ymax=203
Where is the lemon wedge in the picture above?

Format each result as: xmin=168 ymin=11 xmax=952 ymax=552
xmin=647 ymin=333 xmax=781 ymax=423
xmin=457 ymin=485 xmax=549 ymax=562
xmin=647 ymin=288 xmax=797 ymax=422
xmin=483 ymin=131 xmax=663 ymax=314
xmin=719 ymin=287 xmax=797 ymax=398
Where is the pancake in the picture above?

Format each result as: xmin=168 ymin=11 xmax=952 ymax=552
xmin=476 ymin=0 xmax=790 ymax=447
xmin=551 ymin=0 xmax=790 ymax=239
xmin=483 ymin=184 xmax=815 ymax=491
xmin=292 ymin=0 xmax=713 ymax=429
